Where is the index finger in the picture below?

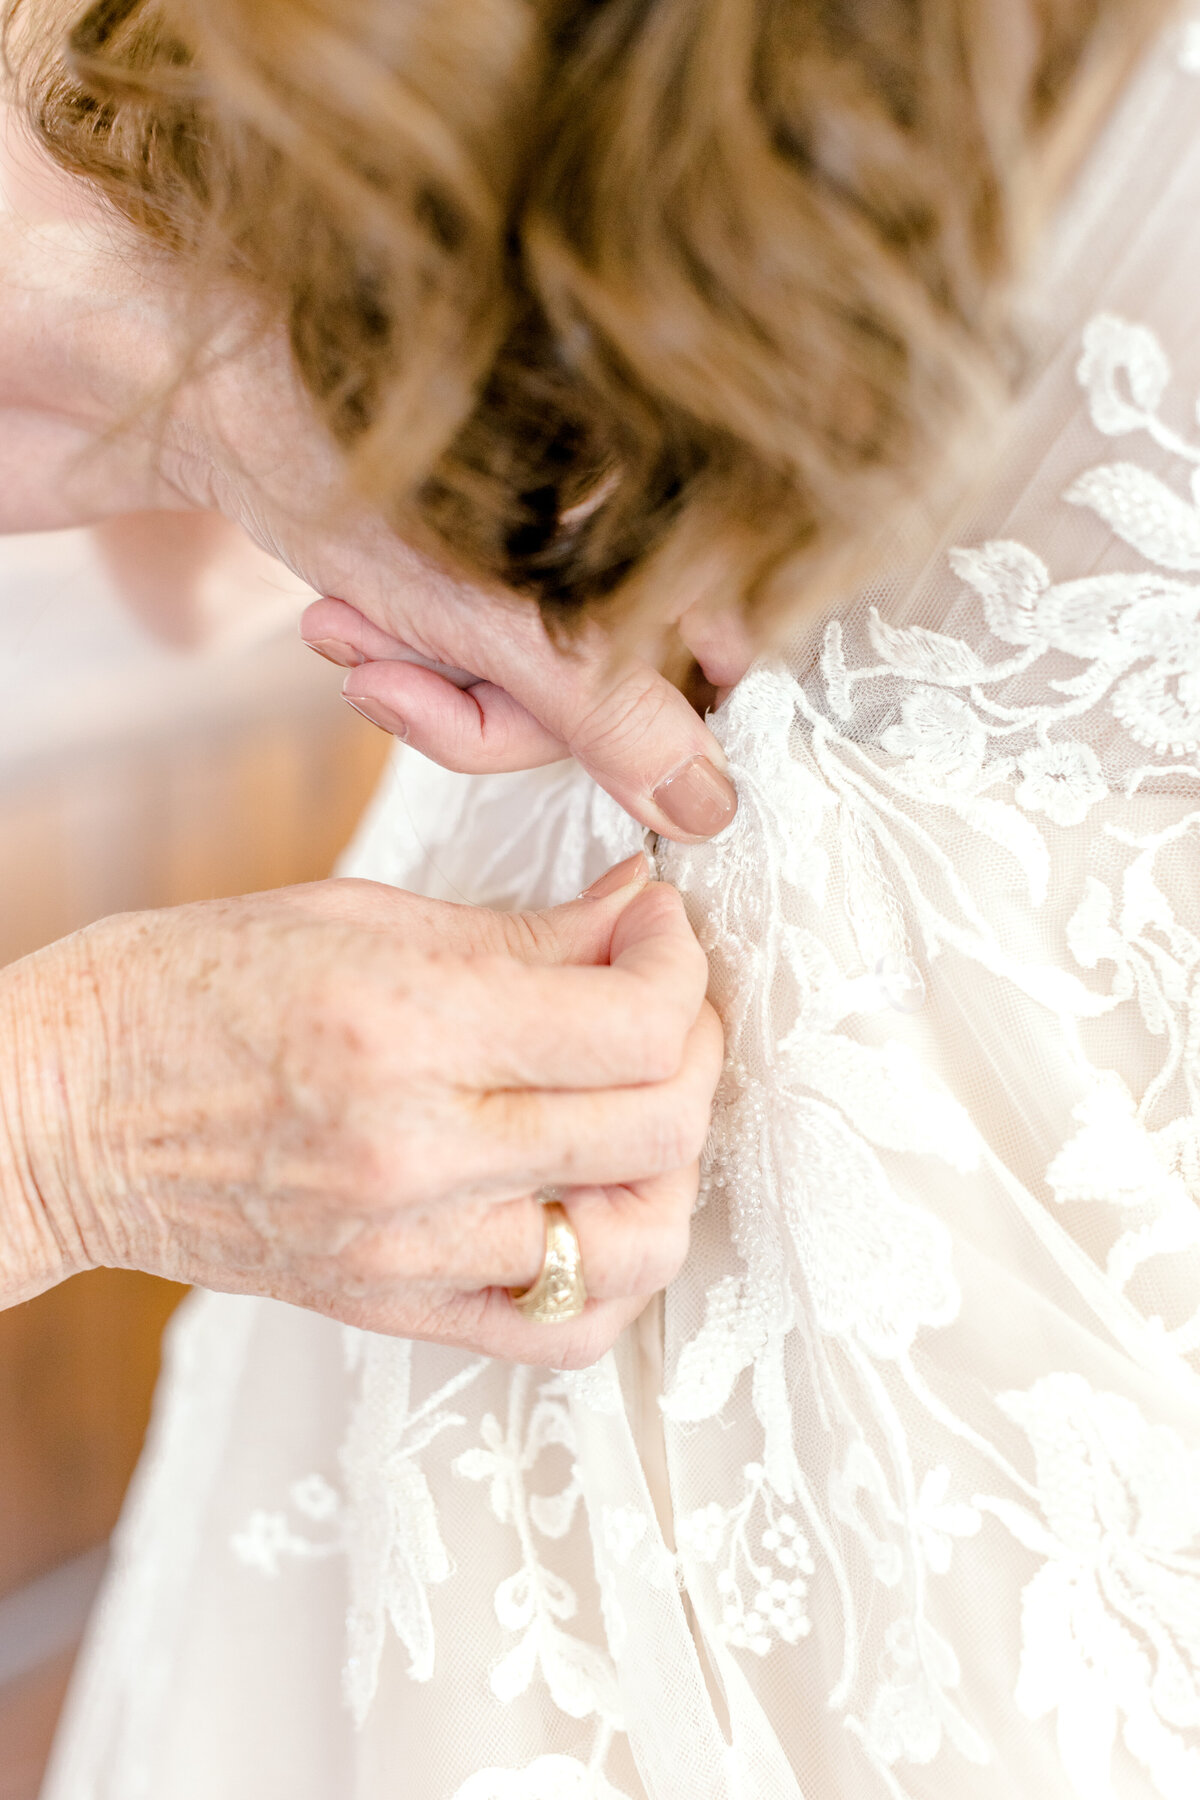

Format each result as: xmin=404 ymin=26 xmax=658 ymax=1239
xmin=306 ymin=587 xmax=738 ymax=842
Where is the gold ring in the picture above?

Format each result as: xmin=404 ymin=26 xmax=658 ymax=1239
xmin=509 ymin=1198 xmax=587 ymax=1323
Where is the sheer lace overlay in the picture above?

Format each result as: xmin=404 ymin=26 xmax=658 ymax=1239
xmin=43 ymin=24 xmax=1200 ymax=1800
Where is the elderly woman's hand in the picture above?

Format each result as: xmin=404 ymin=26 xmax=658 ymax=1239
xmin=171 ymin=328 xmax=745 ymax=843
xmin=0 ymin=186 xmax=745 ymax=839
xmin=0 ymin=855 xmax=721 ymax=1365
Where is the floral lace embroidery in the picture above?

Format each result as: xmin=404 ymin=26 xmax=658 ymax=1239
xmin=676 ymin=1461 xmax=815 ymax=1656
xmin=338 ymin=1333 xmax=484 ymax=1714
xmin=225 ymin=305 xmax=1200 ymax=1800
xmin=650 ymin=307 xmax=1200 ymax=1798
xmin=231 ymin=1473 xmax=343 ymax=1576
xmin=451 ymin=1369 xmax=620 ymax=1723
xmin=454 ymin=1758 xmax=633 ymax=1800
xmin=452 ymin=1367 xmax=626 ymax=1790
xmin=978 ymin=1373 xmax=1200 ymax=1800
xmin=231 ymin=1346 xmax=636 ymax=1787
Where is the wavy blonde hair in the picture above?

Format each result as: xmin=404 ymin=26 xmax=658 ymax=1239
xmin=8 ymin=0 xmax=1172 ymax=638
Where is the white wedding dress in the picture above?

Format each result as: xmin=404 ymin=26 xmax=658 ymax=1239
xmin=42 ymin=20 xmax=1200 ymax=1800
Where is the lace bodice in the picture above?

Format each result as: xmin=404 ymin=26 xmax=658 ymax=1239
xmin=42 ymin=18 xmax=1200 ymax=1800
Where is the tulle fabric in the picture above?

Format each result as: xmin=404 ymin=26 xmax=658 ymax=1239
xmin=42 ymin=18 xmax=1200 ymax=1800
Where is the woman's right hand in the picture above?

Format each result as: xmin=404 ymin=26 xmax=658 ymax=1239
xmin=0 ymin=854 xmax=721 ymax=1366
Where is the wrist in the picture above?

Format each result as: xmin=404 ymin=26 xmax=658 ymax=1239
xmin=0 ymin=936 xmax=109 ymax=1307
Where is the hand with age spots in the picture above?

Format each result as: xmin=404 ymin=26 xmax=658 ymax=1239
xmin=0 ymin=200 xmax=734 ymax=1349
xmin=0 ymin=856 xmax=722 ymax=1365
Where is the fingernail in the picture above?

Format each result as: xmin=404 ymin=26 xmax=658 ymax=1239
xmin=579 ymin=852 xmax=647 ymax=901
xmin=343 ymin=693 xmax=408 ymax=741
xmin=652 ymin=756 xmax=737 ymax=840
xmin=305 ymin=636 xmax=364 ymax=668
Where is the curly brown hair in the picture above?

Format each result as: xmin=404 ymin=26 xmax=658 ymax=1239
xmin=7 ymin=0 xmax=1173 ymax=639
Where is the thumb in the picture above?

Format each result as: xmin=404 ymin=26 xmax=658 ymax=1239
xmin=466 ymin=612 xmax=739 ymax=842
xmin=269 ymin=859 xmax=651 ymax=964
xmin=561 ymin=654 xmax=739 ymax=844
xmin=301 ymin=595 xmax=739 ymax=844
xmin=498 ymin=853 xmax=653 ymax=967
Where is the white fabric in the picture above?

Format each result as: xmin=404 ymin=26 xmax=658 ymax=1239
xmin=42 ymin=20 xmax=1200 ymax=1800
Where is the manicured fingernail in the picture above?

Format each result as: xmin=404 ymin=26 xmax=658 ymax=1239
xmin=343 ymin=693 xmax=408 ymax=741
xmin=304 ymin=636 xmax=364 ymax=668
xmin=652 ymin=756 xmax=737 ymax=840
xmin=579 ymin=852 xmax=647 ymax=900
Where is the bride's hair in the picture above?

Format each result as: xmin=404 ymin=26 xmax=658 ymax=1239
xmin=7 ymin=0 xmax=1172 ymax=637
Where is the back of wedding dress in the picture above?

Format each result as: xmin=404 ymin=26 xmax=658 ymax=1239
xmin=42 ymin=18 xmax=1200 ymax=1800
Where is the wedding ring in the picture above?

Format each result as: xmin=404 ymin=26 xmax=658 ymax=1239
xmin=509 ymin=1197 xmax=587 ymax=1323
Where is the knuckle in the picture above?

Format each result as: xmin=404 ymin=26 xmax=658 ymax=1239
xmin=494 ymin=909 xmax=561 ymax=963
xmin=406 ymin=1287 xmax=486 ymax=1348
xmin=473 ymin=1084 xmax=529 ymax=1167
xmin=571 ymin=665 xmax=672 ymax=763
xmin=352 ymin=1111 xmax=447 ymax=1211
xmin=343 ymin=1134 xmax=410 ymax=1213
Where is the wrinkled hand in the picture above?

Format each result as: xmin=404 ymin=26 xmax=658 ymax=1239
xmin=300 ymin=588 xmax=750 ymax=842
xmin=0 ymin=169 xmax=748 ymax=838
xmin=2 ymin=856 xmax=722 ymax=1365
xmin=163 ymin=297 xmax=749 ymax=842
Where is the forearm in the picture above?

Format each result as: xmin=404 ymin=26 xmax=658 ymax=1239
xmin=0 ymin=939 xmax=98 ymax=1308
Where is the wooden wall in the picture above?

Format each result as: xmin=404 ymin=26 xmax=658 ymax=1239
xmin=0 ymin=562 xmax=389 ymax=1790
xmin=0 ymin=684 xmax=388 ymax=1596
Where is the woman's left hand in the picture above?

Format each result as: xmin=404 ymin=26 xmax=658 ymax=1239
xmin=0 ymin=188 xmax=748 ymax=840
xmin=171 ymin=331 xmax=747 ymax=843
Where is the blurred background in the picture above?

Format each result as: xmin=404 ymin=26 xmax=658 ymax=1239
xmin=0 ymin=518 xmax=388 ymax=1798
xmin=0 ymin=107 xmax=391 ymax=1798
